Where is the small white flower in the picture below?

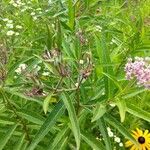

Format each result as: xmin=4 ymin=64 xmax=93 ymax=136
xmin=109 ymin=103 xmax=116 ymax=107
xmin=107 ymin=127 xmax=111 ymax=132
xmin=48 ymin=0 xmax=52 ymax=4
xmin=6 ymin=30 xmax=15 ymax=36
xmin=114 ymin=137 xmax=121 ymax=143
xmin=31 ymin=12 xmax=35 ymax=16
xmin=12 ymin=3 xmax=18 ymax=7
xmin=6 ymin=23 xmax=13 ymax=28
xmin=45 ymin=9 xmax=49 ymax=12
xmin=15 ymin=32 xmax=19 ymax=36
xmin=33 ymin=16 xmax=37 ymax=20
xmin=9 ymin=0 xmax=14 ymax=4
xmin=39 ymin=11 xmax=42 ymax=14
xmin=3 ymin=18 xmax=9 ymax=22
xmin=42 ymin=72 xmax=50 ymax=76
xmin=108 ymin=131 xmax=114 ymax=137
xmin=119 ymin=142 xmax=123 ymax=147
xmin=7 ymin=20 xmax=13 ymax=23
xmin=95 ymin=25 xmax=102 ymax=32
xmin=75 ymin=83 xmax=79 ymax=87
xmin=16 ymin=25 xmax=22 ymax=29
xmin=79 ymin=59 xmax=84 ymax=64
xmin=15 ymin=68 xmax=22 ymax=74
xmin=36 ymin=8 xmax=42 ymax=11
xmin=19 ymin=64 xmax=27 ymax=70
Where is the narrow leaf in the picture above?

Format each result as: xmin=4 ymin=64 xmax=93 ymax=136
xmin=92 ymin=103 xmax=106 ymax=122
xmin=27 ymin=101 xmax=65 ymax=150
xmin=115 ymin=98 xmax=126 ymax=122
xmin=98 ymin=118 xmax=112 ymax=150
xmin=81 ymin=131 xmax=106 ymax=150
xmin=0 ymin=124 xmax=18 ymax=150
xmin=127 ymin=103 xmax=150 ymax=123
xmin=61 ymin=93 xmax=80 ymax=150
xmin=43 ymin=93 xmax=53 ymax=114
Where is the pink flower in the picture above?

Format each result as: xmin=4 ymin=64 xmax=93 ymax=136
xmin=125 ymin=57 xmax=150 ymax=89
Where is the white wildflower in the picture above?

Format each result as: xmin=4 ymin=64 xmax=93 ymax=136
xmin=31 ymin=12 xmax=36 ymax=16
xmin=15 ymin=32 xmax=19 ymax=36
xmin=75 ymin=83 xmax=79 ymax=87
xmin=3 ymin=18 xmax=9 ymax=22
xmin=6 ymin=23 xmax=13 ymax=28
xmin=108 ymin=131 xmax=114 ymax=137
xmin=79 ymin=59 xmax=84 ymax=64
xmin=114 ymin=137 xmax=121 ymax=143
xmin=7 ymin=20 xmax=13 ymax=23
xmin=119 ymin=142 xmax=123 ymax=147
xmin=6 ymin=30 xmax=15 ymax=36
xmin=16 ymin=25 xmax=22 ymax=29
xmin=42 ymin=72 xmax=50 ymax=76
xmin=33 ymin=16 xmax=37 ymax=20
xmin=109 ymin=102 xmax=116 ymax=107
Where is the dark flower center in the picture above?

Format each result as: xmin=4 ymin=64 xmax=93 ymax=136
xmin=138 ymin=136 xmax=145 ymax=144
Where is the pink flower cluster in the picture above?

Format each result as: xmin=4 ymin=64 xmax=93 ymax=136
xmin=125 ymin=57 xmax=150 ymax=89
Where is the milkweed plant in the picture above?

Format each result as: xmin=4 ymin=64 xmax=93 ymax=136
xmin=0 ymin=0 xmax=150 ymax=150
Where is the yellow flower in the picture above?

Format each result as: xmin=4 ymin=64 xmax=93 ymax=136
xmin=125 ymin=128 xmax=150 ymax=150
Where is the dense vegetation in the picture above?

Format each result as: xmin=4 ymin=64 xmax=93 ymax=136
xmin=0 ymin=0 xmax=150 ymax=150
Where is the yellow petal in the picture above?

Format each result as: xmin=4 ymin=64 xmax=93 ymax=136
xmin=125 ymin=140 xmax=134 ymax=147
xmin=131 ymin=145 xmax=137 ymax=150
xmin=136 ymin=128 xmax=143 ymax=136
xmin=144 ymin=130 xmax=149 ymax=136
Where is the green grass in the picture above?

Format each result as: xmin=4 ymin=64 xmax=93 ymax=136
xmin=0 ymin=0 xmax=150 ymax=149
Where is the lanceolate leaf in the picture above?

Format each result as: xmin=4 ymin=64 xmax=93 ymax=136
xmin=81 ymin=131 xmax=106 ymax=150
xmin=91 ymin=103 xmax=106 ymax=122
xmin=95 ymin=34 xmax=115 ymax=99
xmin=47 ymin=126 xmax=70 ymax=150
xmin=13 ymin=134 xmax=25 ymax=150
xmin=126 ymin=103 xmax=150 ymax=123
xmin=27 ymin=101 xmax=65 ymax=150
xmin=115 ymin=98 xmax=126 ymax=122
xmin=43 ymin=93 xmax=53 ymax=114
xmin=61 ymin=93 xmax=80 ymax=150
xmin=98 ymin=118 xmax=112 ymax=150
xmin=0 ymin=124 xmax=18 ymax=150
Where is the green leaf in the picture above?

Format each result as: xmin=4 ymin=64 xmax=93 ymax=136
xmin=81 ymin=131 xmax=106 ymax=150
xmin=13 ymin=134 xmax=25 ymax=150
xmin=61 ymin=93 xmax=80 ymax=150
xmin=98 ymin=118 xmax=112 ymax=150
xmin=47 ymin=126 xmax=70 ymax=150
xmin=18 ymin=110 xmax=45 ymax=125
xmin=122 ymin=89 xmax=146 ymax=99
xmin=95 ymin=34 xmax=114 ymax=99
xmin=91 ymin=103 xmax=106 ymax=122
xmin=27 ymin=101 xmax=65 ymax=150
xmin=115 ymin=98 xmax=126 ymax=122
xmin=104 ymin=114 xmax=137 ymax=145
xmin=46 ymin=24 xmax=52 ymax=50
xmin=126 ymin=103 xmax=150 ymax=123
xmin=68 ymin=0 xmax=75 ymax=30
xmin=43 ymin=93 xmax=53 ymax=114
xmin=0 ymin=124 xmax=18 ymax=150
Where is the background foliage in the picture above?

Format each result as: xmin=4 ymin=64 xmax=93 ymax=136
xmin=0 ymin=0 xmax=150 ymax=149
